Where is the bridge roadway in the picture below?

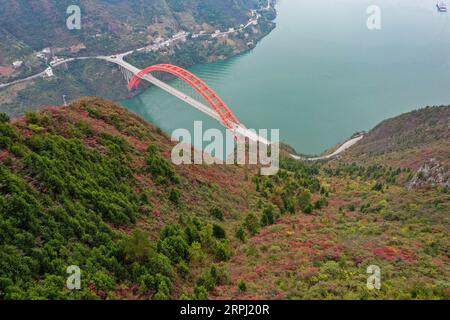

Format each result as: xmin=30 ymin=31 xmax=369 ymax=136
xmin=100 ymin=56 xmax=271 ymax=145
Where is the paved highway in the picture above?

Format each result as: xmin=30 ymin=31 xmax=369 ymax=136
xmin=290 ymin=135 xmax=364 ymax=161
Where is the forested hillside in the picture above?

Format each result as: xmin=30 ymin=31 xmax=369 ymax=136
xmin=0 ymin=0 xmax=260 ymax=63
xmin=0 ymin=99 xmax=448 ymax=299
xmin=342 ymin=106 xmax=450 ymax=170
xmin=0 ymin=97 xmax=269 ymax=299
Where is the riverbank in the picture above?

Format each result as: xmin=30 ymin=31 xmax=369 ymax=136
xmin=123 ymin=0 xmax=450 ymax=156
xmin=290 ymin=135 xmax=365 ymax=161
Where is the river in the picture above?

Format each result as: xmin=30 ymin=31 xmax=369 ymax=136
xmin=122 ymin=0 xmax=450 ymax=155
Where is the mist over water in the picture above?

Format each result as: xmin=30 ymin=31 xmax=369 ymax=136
xmin=123 ymin=0 xmax=450 ymax=155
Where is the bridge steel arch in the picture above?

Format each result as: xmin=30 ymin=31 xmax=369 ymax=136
xmin=128 ymin=64 xmax=240 ymax=129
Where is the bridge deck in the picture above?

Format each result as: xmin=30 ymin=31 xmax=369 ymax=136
xmin=105 ymin=57 xmax=271 ymax=145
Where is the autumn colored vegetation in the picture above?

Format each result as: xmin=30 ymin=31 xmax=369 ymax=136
xmin=0 ymin=99 xmax=448 ymax=300
xmin=0 ymin=98 xmax=254 ymax=299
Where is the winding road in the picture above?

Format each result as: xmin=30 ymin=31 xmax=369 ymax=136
xmin=290 ymin=135 xmax=364 ymax=161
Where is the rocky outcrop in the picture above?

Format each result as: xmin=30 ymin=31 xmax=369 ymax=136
xmin=407 ymin=158 xmax=449 ymax=190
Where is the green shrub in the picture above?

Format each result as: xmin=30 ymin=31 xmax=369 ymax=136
xmin=188 ymin=241 xmax=206 ymax=262
xmin=0 ymin=113 xmax=10 ymax=123
xmin=360 ymin=203 xmax=371 ymax=213
xmin=320 ymin=261 xmax=341 ymax=278
xmin=153 ymin=274 xmax=171 ymax=300
xmin=196 ymin=274 xmax=216 ymax=292
xmin=192 ymin=286 xmax=208 ymax=300
xmin=302 ymin=203 xmax=313 ymax=214
xmin=147 ymin=145 xmax=179 ymax=184
xmin=209 ymin=265 xmax=231 ymax=286
xmin=261 ymin=207 xmax=275 ymax=227
xmin=210 ymin=207 xmax=224 ymax=221
xmin=139 ymin=274 xmax=155 ymax=293
xmin=199 ymin=224 xmax=214 ymax=249
xmin=235 ymin=226 xmax=246 ymax=242
xmin=25 ymin=112 xmax=39 ymax=124
xmin=238 ymin=280 xmax=247 ymax=293
xmin=123 ymin=230 xmax=152 ymax=263
xmin=314 ymin=197 xmax=328 ymax=209
xmin=184 ymin=223 xmax=201 ymax=245
xmin=177 ymin=261 xmax=190 ymax=277
xmin=123 ymin=231 xmax=175 ymax=279
xmin=197 ymin=265 xmax=231 ymax=293
xmin=212 ymin=224 xmax=226 ymax=239
xmin=169 ymin=188 xmax=181 ymax=205
xmin=179 ymin=293 xmax=190 ymax=300
xmin=372 ymin=182 xmax=384 ymax=191
xmin=214 ymin=241 xmax=232 ymax=261
xmin=0 ymin=123 xmax=18 ymax=139
xmin=158 ymin=233 xmax=189 ymax=263
xmin=298 ymin=189 xmax=312 ymax=208
xmin=0 ymin=136 xmax=11 ymax=149
xmin=91 ymin=271 xmax=116 ymax=293
xmin=244 ymin=213 xmax=260 ymax=235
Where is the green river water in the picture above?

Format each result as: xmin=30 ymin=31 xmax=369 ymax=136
xmin=122 ymin=0 xmax=450 ymax=155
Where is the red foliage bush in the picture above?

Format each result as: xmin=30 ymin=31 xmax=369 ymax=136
xmin=373 ymin=246 xmax=416 ymax=263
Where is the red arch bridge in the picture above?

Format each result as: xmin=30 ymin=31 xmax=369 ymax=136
xmin=99 ymin=55 xmax=270 ymax=145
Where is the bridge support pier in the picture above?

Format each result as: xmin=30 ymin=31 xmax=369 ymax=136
xmin=119 ymin=66 xmax=134 ymax=85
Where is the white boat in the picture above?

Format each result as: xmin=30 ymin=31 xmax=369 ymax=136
xmin=437 ymin=1 xmax=448 ymax=12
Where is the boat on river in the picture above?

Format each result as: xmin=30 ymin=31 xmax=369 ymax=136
xmin=437 ymin=1 xmax=448 ymax=12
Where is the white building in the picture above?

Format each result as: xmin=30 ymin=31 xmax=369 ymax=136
xmin=44 ymin=67 xmax=54 ymax=78
xmin=12 ymin=61 xmax=23 ymax=68
xmin=211 ymin=30 xmax=221 ymax=38
xmin=154 ymin=37 xmax=164 ymax=45
xmin=173 ymin=31 xmax=188 ymax=39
